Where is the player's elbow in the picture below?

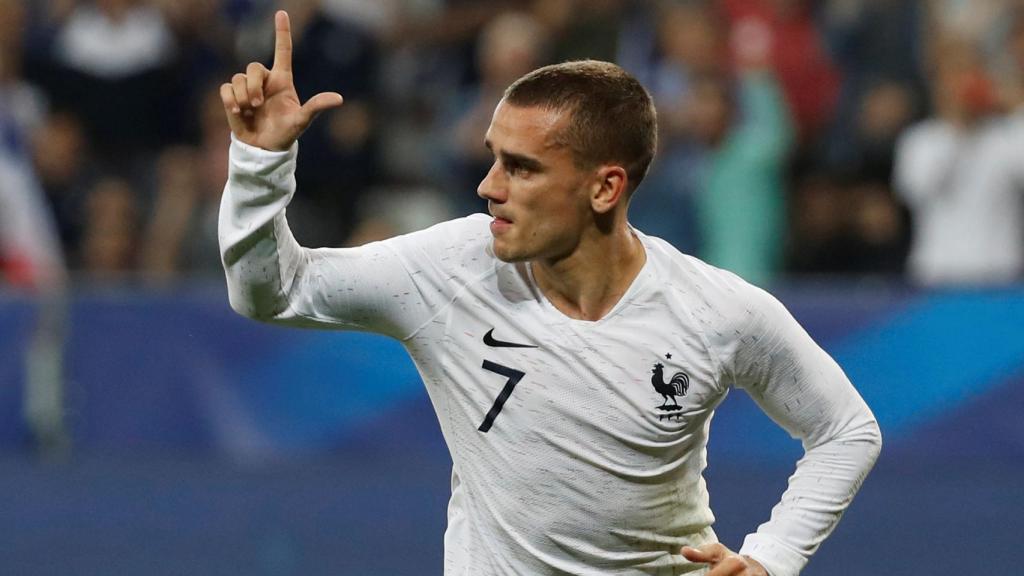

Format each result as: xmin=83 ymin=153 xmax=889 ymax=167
xmin=866 ymin=418 xmax=883 ymax=462
xmin=849 ymin=417 xmax=883 ymax=470
xmin=226 ymin=283 xmax=288 ymax=323
xmin=227 ymin=290 xmax=256 ymax=319
xmin=821 ymin=414 xmax=883 ymax=470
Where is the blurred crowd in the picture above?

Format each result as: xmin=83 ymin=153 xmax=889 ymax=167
xmin=2 ymin=0 xmax=1024 ymax=289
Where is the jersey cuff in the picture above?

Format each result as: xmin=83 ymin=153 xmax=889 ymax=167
xmin=739 ymin=533 xmax=808 ymax=576
xmin=229 ymin=133 xmax=298 ymax=186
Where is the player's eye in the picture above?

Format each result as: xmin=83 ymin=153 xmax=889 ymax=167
xmin=505 ymin=162 xmax=530 ymax=177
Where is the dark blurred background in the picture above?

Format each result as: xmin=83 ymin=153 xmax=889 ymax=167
xmin=1 ymin=0 xmax=1023 ymax=574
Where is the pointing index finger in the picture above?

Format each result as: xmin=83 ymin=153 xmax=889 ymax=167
xmin=273 ymin=10 xmax=292 ymax=72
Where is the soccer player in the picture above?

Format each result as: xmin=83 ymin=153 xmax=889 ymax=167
xmin=219 ymin=11 xmax=881 ymax=576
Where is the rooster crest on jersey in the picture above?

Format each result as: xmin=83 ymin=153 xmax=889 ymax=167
xmin=650 ymin=358 xmax=689 ymax=419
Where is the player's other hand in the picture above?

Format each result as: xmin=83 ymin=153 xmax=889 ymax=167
xmin=681 ymin=543 xmax=769 ymax=576
xmin=220 ymin=10 xmax=343 ymax=151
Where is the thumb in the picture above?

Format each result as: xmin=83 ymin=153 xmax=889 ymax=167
xmin=681 ymin=543 xmax=728 ymax=564
xmin=299 ymin=92 xmax=344 ymax=124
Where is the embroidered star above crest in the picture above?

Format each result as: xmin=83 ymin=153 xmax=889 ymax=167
xmin=665 ymin=353 xmax=672 ymax=359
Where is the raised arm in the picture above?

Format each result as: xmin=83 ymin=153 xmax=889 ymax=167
xmin=218 ymin=11 xmax=449 ymax=339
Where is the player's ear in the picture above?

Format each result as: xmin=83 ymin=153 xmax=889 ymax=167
xmin=590 ymin=164 xmax=628 ymax=214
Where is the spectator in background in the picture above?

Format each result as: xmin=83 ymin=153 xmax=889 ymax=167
xmin=894 ymin=36 xmax=1024 ymax=285
xmin=374 ymin=0 xmax=534 ymax=191
xmin=30 ymin=110 xmax=95 ymax=263
xmin=926 ymin=0 xmax=1018 ymax=69
xmin=0 ymin=0 xmax=65 ymax=288
xmin=0 ymin=6 xmax=69 ymax=453
xmin=788 ymin=170 xmax=849 ymax=274
xmin=531 ymin=0 xmax=624 ymax=64
xmin=54 ymin=0 xmax=175 ymax=82
xmin=994 ymin=8 xmax=1024 ymax=110
xmin=628 ymin=0 xmax=726 ymax=255
xmin=687 ymin=62 xmax=793 ymax=285
xmin=719 ymin=0 xmax=840 ymax=150
xmin=318 ymin=0 xmax=403 ymax=38
xmin=631 ymin=1 xmax=793 ymax=285
xmin=154 ymin=0 xmax=235 ymax=146
xmin=847 ymin=80 xmax=919 ymax=182
xmin=0 ymin=131 xmax=66 ymax=289
xmin=820 ymin=0 xmax=926 ymax=179
xmin=42 ymin=0 xmax=178 ymax=165
xmin=0 ymin=0 xmax=47 ymax=138
xmin=789 ymin=170 xmax=907 ymax=276
xmin=139 ymin=85 xmax=231 ymax=280
xmin=783 ymin=0 xmax=919 ymax=278
xmin=845 ymin=177 xmax=907 ymax=274
xmin=3 ymin=1 xmax=68 ymax=257
xmin=80 ymin=176 xmax=140 ymax=279
xmin=445 ymin=10 xmax=549 ymax=215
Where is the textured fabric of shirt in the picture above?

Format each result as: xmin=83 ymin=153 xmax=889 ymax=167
xmin=219 ymin=137 xmax=881 ymax=576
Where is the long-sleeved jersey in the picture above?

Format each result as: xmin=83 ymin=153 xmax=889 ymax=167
xmin=219 ymin=137 xmax=881 ymax=576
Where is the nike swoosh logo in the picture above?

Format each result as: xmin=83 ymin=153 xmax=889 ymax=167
xmin=483 ymin=328 xmax=537 ymax=349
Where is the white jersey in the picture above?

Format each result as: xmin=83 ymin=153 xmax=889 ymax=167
xmin=220 ymin=137 xmax=881 ymax=576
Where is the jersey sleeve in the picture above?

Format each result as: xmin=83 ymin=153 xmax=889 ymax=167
xmin=712 ymin=283 xmax=882 ymax=576
xmin=218 ymin=135 xmax=487 ymax=340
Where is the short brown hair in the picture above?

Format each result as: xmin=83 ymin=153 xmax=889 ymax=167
xmin=503 ymin=60 xmax=657 ymax=195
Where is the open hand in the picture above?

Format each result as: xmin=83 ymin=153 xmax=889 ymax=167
xmin=682 ymin=543 xmax=768 ymax=576
xmin=220 ymin=10 xmax=344 ymax=151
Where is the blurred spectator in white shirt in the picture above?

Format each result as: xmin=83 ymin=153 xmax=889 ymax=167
xmin=43 ymin=0 xmax=177 ymax=163
xmin=55 ymin=0 xmax=174 ymax=79
xmin=894 ymin=36 xmax=1024 ymax=285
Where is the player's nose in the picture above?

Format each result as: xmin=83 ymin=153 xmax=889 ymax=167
xmin=477 ymin=161 xmax=507 ymax=203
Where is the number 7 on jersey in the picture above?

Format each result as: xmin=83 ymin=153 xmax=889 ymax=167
xmin=478 ymin=360 xmax=526 ymax=432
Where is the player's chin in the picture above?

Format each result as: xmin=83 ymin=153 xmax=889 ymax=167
xmin=490 ymin=238 xmax=527 ymax=263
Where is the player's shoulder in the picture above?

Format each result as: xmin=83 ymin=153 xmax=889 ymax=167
xmin=386 ymin=213 xmax=490 ymax=248
xmin=383 ymin=213 xmax=495 ymax=275
xmin=641 ymin=231 xmax=767 ymax=301
xmin=639 ymin=230 xmax=784 ymax=330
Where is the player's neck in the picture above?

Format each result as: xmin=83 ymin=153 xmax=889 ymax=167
xmin=530 ymin=224 xmax=646 ymax=322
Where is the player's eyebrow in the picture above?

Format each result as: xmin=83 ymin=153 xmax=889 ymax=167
xmin=484 ymin=140 xmax=544 ymax=172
